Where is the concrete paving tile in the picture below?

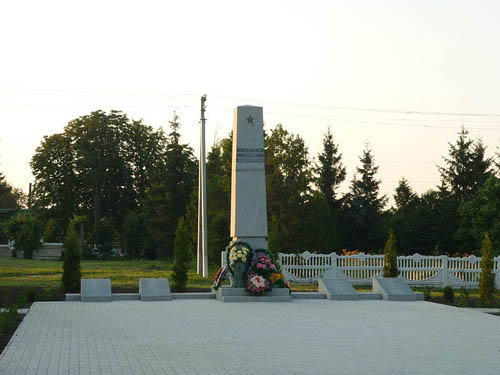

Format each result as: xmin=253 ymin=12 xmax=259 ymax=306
xmin=1 ymin=300 xmax=500 ymax=374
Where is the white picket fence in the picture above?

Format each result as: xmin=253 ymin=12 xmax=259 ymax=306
xmin=221 ymin=250 xmax=500 ymax=288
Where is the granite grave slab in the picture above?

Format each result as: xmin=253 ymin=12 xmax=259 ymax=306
xmin=81 ymin=278 xmax=112 ymax=302
xmin=139 ymin=278 xmax=172 ymax=301
xmin=318 ymin=278 xmax=359 ymax=300
xmin=372 ymin=277 xmax=417 ymax=301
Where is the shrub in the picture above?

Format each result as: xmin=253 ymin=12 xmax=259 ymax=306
xmin=423 ymin=287 xmax=432 ymax=301
xmin=172 ymin=217 xmax=190 ymax=292
xmin=0 ymin=305 xmax=17 ymax=334
xmin=383 ymin=229 xmax=398 ymax=277
xmin=62 ymin=226 xmax=81 ymax=294
xmin=40 ymin=288 xmax=57 ymax=301
xmin=443 ymin=286 xmax=454 ymax=304
xmin=457 ymin=288 xmax=470 ymax=307
xmin=20 ymin=287 xmax=39 ymax=303
xmin=479 ymin=232 xmax=496 ymax=307
xmin=7 ymin=211 xmax=43 ymax=259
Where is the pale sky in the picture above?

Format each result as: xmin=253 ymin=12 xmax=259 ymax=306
xmin=1 ymin=0 xmax=500 ymax=206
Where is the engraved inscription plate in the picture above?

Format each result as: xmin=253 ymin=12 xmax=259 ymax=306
xmin=236 ymin=148 xmax=265 ymax=163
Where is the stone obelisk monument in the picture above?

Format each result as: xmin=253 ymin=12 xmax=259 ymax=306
xmin=230 ymin=106 xmax=268 ymax=250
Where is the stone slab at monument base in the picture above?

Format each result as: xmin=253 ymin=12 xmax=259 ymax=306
xmin=139 ymin=278 xmax=172 ymax=301
xmin=215 ymin=287 xmax=292 ymax=302
xmin=372 ymin=277 xmax=417 ymax=301
xmin=318 ymin=278 xmax=359 ymax=300
xmin=81 ymin=279 xmax=112 ymax=302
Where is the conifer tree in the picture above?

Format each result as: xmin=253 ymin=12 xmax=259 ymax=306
xmin=342 ymin=145 xmax=387 ymax=251
xmin=62 ymin=220 xmax=81 ymax=293
xmin=479 ymin=232 xmax=496 ymax=306
xmin=314 ymin=128 xmax=346 ymax=251
xmin=315 ymin=127 xmax=346 ymax=206
xmin=383 ymin=229 xmax=398 ymax=277
xmin=172 ymin=217 xmax=191 ymax=292
xmin=394 ymin=177 xmax=418 ymax=210
xmin=439 ymin=127 xmax=491 ymax=202
xmin=144 ymin=113 xmax=197 ymax=259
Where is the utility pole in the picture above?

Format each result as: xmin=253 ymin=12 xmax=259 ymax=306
xmin=197 ymin=95 xmax=208 ymax=277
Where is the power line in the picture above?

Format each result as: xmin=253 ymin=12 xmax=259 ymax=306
xmin=2 ymin=86 xmax=500 ymax=118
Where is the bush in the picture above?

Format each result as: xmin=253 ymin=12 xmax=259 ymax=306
xmin=20 ymin=287 xmax=39 ymax=303
xmin=423 ymin=287 xmax=432 ymax=301
xmin=383 ymin=229 xmax=398 ymax=277
xmin=62 ymin=225 xmax=81 ymax=294
xmin=40 ymin=288 xmax=57 ymax=301
xmin=479 ymin=232 xmax=496 ymax=307
xmin=443 ymin=286 xmax=454 ymax=304
xmin=0 ymin=305 xmax=17 ymax=334
xmin=7 ymin=211 xmax=43 ymax=259
xmin=172 ymin=217 xmax=190 ymax=292
xmin=457 ymin=288 xmax=470 ymax=307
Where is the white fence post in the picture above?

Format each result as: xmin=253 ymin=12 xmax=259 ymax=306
xmin=441 ymin=255 xmax=449 ymax=287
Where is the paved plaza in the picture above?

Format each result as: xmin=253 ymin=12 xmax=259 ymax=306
xmin=0 ymin=299 xmax=499 ymax=374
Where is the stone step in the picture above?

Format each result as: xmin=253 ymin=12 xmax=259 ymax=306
xmin=221 ymin=295 xmax=292 ymax=303
xmin=172 ymin=293 xmax=216 ymax=299
xmin=65 ymin=293 xmax=80 ymax=301
xmin=112 ymin=293 xmax=140 ymax=301
xmin=358 ymin=293 xmax=382 ymax=300
xmin=291 ymin=292 xmax=327 ymax=299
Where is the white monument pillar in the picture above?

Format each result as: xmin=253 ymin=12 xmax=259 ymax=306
xmin=230 ymin=105 xmax=268 ymax=250
xmin=197 ymin=95 xmax=208 ymax=277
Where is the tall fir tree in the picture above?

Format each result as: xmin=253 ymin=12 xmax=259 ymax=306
xmin=439 ymin=126 xmax=491 ymax=202
xmin=393 ymin=177 xmax=418 ymax=210
xmin=342 ymin=145 xmax=387 ymax=252
xmin=438 ymin=127 xmax=492 ymax=253
xmin=313 ymin=128 xmax=346 ymax=251
xmin=144 ymin=113 xmax=197 ymax=259
xmin=390 ymin=177 xmax=420 ymax=255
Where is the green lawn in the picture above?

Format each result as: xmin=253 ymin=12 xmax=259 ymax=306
xmin=0 ymin=257 xmax=487 ymax=298
xmin=0 ymin=257 xmax=218 ymax=289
